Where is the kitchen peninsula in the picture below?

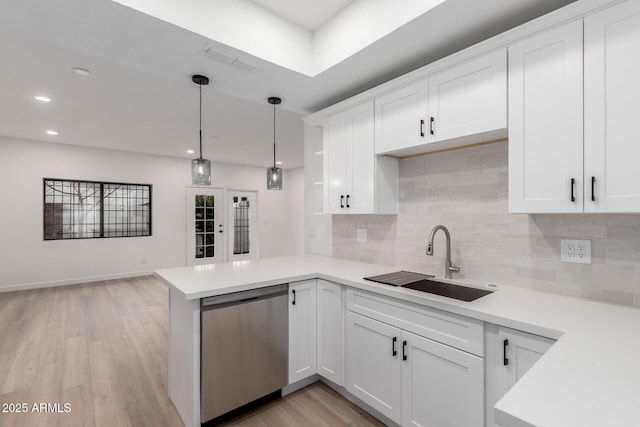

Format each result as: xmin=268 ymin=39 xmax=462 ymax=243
xmin=155 ymin=254 xmax=640 ymax=427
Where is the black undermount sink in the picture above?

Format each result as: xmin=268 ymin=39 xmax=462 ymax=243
xmin=363 ymin=271 xmax=493 ymax=302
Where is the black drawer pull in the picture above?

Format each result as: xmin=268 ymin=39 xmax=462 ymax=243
xmin=292 ymin=289 xmax=296 ymax=305
xmin=392 ymin=336 xmax=397 ymax=356
xmin=340 ymin=195 xmax=344 ymax=208
xmin=591 ymin=176 xmax=596 ymax=202
xmin=503 ymin=339 xmax=509 ymax=366
xmin=420 ymin=119 xmax=425 ymax=137
xmin=402 ymin=340 xmax=407 ymax=361
xmin=346 ymin=194 xmax=350 ymax=208
xmin=570 ymin=178 xmax=576 ymax=202
xmin=430 ymin=117 xmax=434 ymax=135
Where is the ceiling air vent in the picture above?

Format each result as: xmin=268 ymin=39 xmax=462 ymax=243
xmin=200 ymin=43 xmax=260 ymax=73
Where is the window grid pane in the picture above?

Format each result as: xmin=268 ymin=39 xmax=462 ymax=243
xmin=43 ymin=179 xmax=151 ymax=240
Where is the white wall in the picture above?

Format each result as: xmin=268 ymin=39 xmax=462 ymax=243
xmin=0 ymin=136 xmax=303 ymax=291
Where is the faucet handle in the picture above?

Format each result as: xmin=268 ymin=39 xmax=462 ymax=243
xmin=448 ymin=263 xmax=460 ymax=273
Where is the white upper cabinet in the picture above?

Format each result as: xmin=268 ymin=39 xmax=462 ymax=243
xmin=324 ymin=101 xmax=398 ymax=214
xmin=374 ymin=49 xmax=507 ymax=156
xmin=584 ymin=1 xmax=640 ymax=212
xmin=428 ymin=49 xmax=506 ymax=144
xmin=508 ymin=20 xmax=584 ymax=213
xmin=374 ymin=80 xmax=429 ymax=154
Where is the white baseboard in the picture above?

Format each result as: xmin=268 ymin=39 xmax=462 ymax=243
xmin=0 ymin=270 xmax=154 ymax=293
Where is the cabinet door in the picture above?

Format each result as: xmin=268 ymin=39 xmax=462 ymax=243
xmin=495 ymin=327 xmax=554 ymax=402
xmin=316 ymin=280 xmax=344 ymax=386
xmin=428 ymin=49 xmax=506 ymax=143
xmin=374 ymin=80 xmax=428 ymax=154
xmin=288 ymin=280 xmax=316 ymax=384
xmin=508 ymin=21 xmax=584 ymax=213
xmin=323 ymin=112 xmax=348 ymax=214
xmin=346 ymin=101 xmax=375 ymax=213
xmin=402 ymin=331 xmax=483 ymax=427
xmin=584 ymin=1 xmax=640 ymax=212
xmin=345 ymin=311 xmax=402 ymax=423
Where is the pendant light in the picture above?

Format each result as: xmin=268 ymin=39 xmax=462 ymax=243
xmin=191 ymin=74 xmax=211 ymax=185
xmin=267 ymin=96 xmax=283 ymax=190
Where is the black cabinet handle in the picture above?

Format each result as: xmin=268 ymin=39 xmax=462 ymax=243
xmin=420 ymin=119 xmax=425 ymax=137
xmin=591 ymin=176 xmax=596 ymax=202
xmin=430 ymin=117 xmax=435 ymax=135
xmin=402 ymin=340 xmax=407 ymax=361
xmin=340 ymin=195 xmax=344 ymax=208
xmin=392 ymin=336 xmax=397 ymax=356
xmin=346 ymin=194 xmax=350 ymax=208
xmin=503 ymin=339 xmax=509 ymax=366
xmin=292 ymin=289 xmax=296 ymax=305
xmin=570 ymin=178 xmax=576 ymax=202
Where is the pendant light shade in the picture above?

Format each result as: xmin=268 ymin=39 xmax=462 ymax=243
xmin=267 ymin=97 xmax=283 ymax=190
xmin=191 ymin=74 xmax=211 ymax=185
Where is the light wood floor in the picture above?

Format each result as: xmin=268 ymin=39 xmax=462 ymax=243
xmin=0 ymin=276 xmax=383 ymax=427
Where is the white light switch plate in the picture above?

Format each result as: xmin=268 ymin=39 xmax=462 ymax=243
xmin=561 ymin=239 xmax=591 ymax=264
xmin=356 ymin=228 xmax=368 ymax=243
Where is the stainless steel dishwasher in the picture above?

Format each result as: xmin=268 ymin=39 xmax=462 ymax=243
xmin=200 ymin=284 xmax=288 ymax=424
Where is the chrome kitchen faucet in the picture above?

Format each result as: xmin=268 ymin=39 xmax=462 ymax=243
xmin=426 ymin=225 xmax=460 ymax=279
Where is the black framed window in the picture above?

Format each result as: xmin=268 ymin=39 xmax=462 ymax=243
xmin=43 ymin=178 xmax=152 ymax=240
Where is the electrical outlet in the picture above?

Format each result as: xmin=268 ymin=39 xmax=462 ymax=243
xmin=561 ymin=239 xmax=591 ymax=264
xmin=356 ymin=228 xmax=368 ymax=243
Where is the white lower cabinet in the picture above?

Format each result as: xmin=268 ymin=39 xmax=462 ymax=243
xmin=402 ymin=331 xmax=483 ymax=427
xmin=316 ymin=279 xmax=344 ymax=385
xmin=346 ymin=311 xmax=402 ymax=422
xmin=495 ymin=327 xmax=554 ymax=401
xmin=288 ymin=280 xmax=316 ymax=384
xmin=485 ymin=325 xmax=555 ymax=427
xmin=346 ymin=311 xmax=483 ymax=426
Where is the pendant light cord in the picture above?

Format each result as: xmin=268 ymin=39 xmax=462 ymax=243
xmin=273 ymin=101 xmax=276 ymax=168
xmin=199 ymin=84 xmax=203 ymax=160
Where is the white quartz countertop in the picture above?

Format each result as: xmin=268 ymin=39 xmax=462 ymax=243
xmin=154 ymin=255 xmax=640 ymax=427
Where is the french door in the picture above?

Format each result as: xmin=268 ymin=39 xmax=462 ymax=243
xmin=228 ymin=191 xmax=258 ymax=261
xmin=186 ymin=187 xmax=224 ymax=265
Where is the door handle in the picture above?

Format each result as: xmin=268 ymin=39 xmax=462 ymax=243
xmin=340 ymin=195 xmax=344 ymax=208
xmin=402 ymin=340 xmax=407 ymax=361
xmin=346 ymin=194 xmax=350 ymax=208
xmin=503 ymin=339 xmax=509 ymax=366
xmin=591 ymin=176 xmax=596 ymax=202
xmin=570 ymin=178 xmax=576 ymax=202
xmin=430 ymin=116 xmax=435 ymax=135
xmin=392 ymin=336 xmax=397 ymax=356
xmin=420 ymin=119 xmax=425 ymax=137
xmin=292 ymin=289 xmax=296 ymax=305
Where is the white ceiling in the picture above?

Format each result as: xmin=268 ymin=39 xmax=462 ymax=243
xmin=251 ymin=0 xmax=353 ymax=31
xmin=0 ymin=0 xmax=577 ymax=169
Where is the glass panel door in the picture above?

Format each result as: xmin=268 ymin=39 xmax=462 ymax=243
xmin=228 ymin=191 xmax=258 ymax=261
xmin=186 ymin=187 xmax=223 ymax=265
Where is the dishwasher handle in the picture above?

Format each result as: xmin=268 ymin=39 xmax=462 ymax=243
xmin=201 ymin=284 xmax=288 ymax=310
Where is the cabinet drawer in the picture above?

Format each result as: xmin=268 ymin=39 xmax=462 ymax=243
xmin=346 ymin=288 xmax=483 ymax=356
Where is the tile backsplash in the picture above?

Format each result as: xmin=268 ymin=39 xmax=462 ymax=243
xmin=333 ymin=141 xmax=640 ymax=307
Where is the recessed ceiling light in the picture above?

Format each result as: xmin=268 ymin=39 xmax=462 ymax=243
xmin=35 ymin=96 xmax=51 ymax=103
xmin=72 ymin=67 xmax=91 ymax=76
xmin=46 ymin=130 xmax=59 ymax=136
xmin=186 ymin=149 xmax=195 ymax=154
